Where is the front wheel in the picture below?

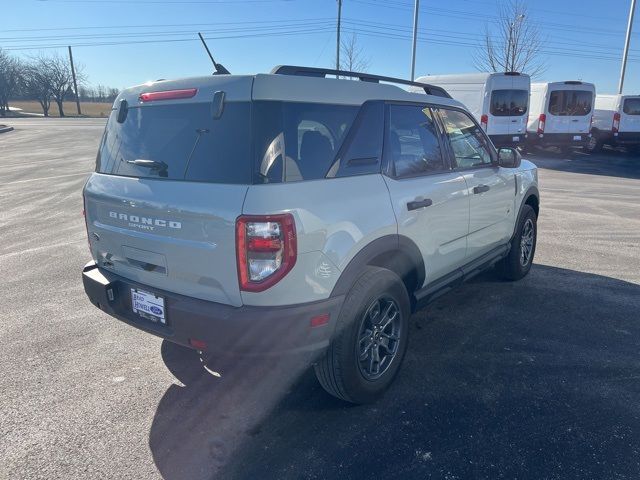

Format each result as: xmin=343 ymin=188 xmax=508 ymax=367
xmin=314 ymin=267 xmax=410 ymax=404
xmin=497 ymin=205 xmax=537 ymax=281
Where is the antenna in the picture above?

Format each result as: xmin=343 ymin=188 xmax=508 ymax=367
xmin=197 ymin=32 xmax=230 ymax=75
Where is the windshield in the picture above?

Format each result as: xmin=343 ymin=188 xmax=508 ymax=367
xmin=490 ymin=89 xmax=528 ymax=116
xmin=548 ymin=90 xmax=593 ymax=116
xmin=96 ymin=102 xmax=252 ymax=183
xmin=623 ymin=98 xmax=640 ymax=115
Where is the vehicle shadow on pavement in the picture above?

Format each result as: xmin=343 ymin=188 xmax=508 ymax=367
xmin=525 ymin=148 xmax=640 ymax=180
xmin=149 ymin=264 xmax=640 ymax=480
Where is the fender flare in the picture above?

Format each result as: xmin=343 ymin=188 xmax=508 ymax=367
xmin=512 ymin=185 xmax=540 ymax=240
xmin=330 ymin=234 xmax=425 ymax=298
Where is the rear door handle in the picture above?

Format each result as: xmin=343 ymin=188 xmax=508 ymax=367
xmin=407 ymin=198 xmax=433 ymax=211
xmin=473 ymin=184 xmax=490 ymax=194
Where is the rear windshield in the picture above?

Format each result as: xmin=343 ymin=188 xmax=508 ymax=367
xmin=490 ymin=89 xmax=528 ymax=116
xmin=253 ymin=101 xmax=358 ymax=183
xmin=623 ymin=98 xmax=640 ymax=115
xmin=96 ymin=102 xmax=252 ymax=183
xmin=548 ymin=90 xmax=593 ymax=116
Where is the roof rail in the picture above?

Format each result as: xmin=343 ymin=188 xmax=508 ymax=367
xmin=270 ymin=65 xmax=452 ymax=99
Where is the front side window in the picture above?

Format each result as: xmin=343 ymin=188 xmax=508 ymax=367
xmin=254 ymin=102 xmax=358 ymax=183
xmin=548 ymin=90 xmax=593 ymax=116
xmin=623 ymin=98 xmax=640 ymax=115
xmin=439 ymin=108 xmax=494 ymax=169
xmin=490 ymin=89 xmax=528 ymax=116
xmin=385 ymin=104 xmax=447 ymax=178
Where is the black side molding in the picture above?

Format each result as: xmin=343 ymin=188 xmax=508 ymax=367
xmin=413 ymin=244 xmax=510 ymax=310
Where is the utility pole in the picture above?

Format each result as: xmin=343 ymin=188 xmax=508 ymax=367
xmin=336 ymin=0 xmax=342 ymax=77
xmin=618 ymin=0 xmax=637 ymax=94
xmin=68 ymin=46 xmax=81 ymax=116
xmin=410 ymin=0 xmax=419 ymax=80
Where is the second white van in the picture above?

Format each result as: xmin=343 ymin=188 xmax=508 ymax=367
xmin=414 ymin=72 xmax=530 ymax=148
xmin=590 ymin=94 xmax=640 ymax=153
xmin=526 ymin=81 xmax=595 ymax=153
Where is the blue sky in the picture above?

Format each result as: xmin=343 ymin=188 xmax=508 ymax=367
xmin=4 ymin=0 xmax=639 ymax=94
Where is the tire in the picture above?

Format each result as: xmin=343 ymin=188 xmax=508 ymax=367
xmin=585 ymin=135 xmax=603 ymax=153
xmin=497 ymin=205 xmax=537 ymax=281
xmin=314 ymin=266 xmax=410 ymax=404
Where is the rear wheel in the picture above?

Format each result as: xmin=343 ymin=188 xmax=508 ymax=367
xmin=314 ymin=266 xmax=410 ymax=404
xmin=585 ymin=135 xmax=603 ymax=153
xmin=497 ymin=205 xmax=537 ymax=281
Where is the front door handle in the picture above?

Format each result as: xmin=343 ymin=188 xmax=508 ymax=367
xmin=407 ymin=198 xmax=433 ymax=211
xmin=473 ymin=184 xmax=490 ymax=194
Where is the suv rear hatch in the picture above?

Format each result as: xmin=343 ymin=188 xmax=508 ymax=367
xmin=83 ymin=76 xmax=254 ymax=307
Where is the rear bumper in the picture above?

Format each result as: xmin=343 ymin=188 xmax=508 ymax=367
xmin=489 ymin=133 xmax=527 ymax=147
xmin=611 ymin=132 xmax=640 ymax=146
xmin=82 ymin=262 xmax=343 ymax=356
xmin=526 ymin=132 xmax=590 ymax=147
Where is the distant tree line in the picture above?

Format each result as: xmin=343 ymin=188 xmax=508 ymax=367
xmin=0 ymin=48 xmax=120 ymax=117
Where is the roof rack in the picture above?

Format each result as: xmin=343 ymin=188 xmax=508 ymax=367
xmin=270 ymin=65 xmax=452 ymax=99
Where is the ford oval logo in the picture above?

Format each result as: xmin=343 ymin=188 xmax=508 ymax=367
xmin=150 ymin=306 xmax=163 ymax=315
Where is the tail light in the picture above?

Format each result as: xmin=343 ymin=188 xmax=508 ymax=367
xmin=613 ymin=112 xmax=620 ymax=134
xmin=537 ymin=114 xmax=546 ymax=135
xmin=480 ymin=114 xmax=488 ymax=131
xmin=236 ymin=214 xmax=297 ymax=292
xmin=139 ymin=88 xmax=197 ymax=103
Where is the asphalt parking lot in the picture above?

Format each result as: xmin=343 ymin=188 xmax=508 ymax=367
xmin=1 ymin=117 xmax=639 ymax=480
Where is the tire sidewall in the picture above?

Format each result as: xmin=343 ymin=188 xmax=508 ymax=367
xmin=336 ymin=269 xmax=410 ymax=403
xmin=514 ymin=206 xmax=537 ymax=276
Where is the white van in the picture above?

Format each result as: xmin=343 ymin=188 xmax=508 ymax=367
xmin=589 ymin=94 xmax=640 ymax=153
xmin=526 ymin=81 xmax=595 ymax=152
xmin=414 ymin=72 xmax=530 ymax=147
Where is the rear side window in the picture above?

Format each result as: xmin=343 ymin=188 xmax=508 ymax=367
xmin=490 ymin=89 xmax=528 ymax=116
xmin=623 ymin=98 xmax=640 ymax=115
xmin=548 ymin=90 xmax=593 ymax=116
xmin=97 ymin=102 xmax=252 ymax=183
xmin=385 ymin=104 xmax=446 ymax=178
xmin=328 ymin=101 xmax=384 ymax=178
xmin=254 ymin=102 xmax=358 ymax=183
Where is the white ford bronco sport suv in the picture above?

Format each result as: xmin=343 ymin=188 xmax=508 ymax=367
xmin=82 ymin=65 xmax=539 ymax=404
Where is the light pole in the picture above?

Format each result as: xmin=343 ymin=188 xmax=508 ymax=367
xmin=336 ymin=0 xmax=342 ymax=76
xmin=410 ymin=0 xmax=420 ymax=81
xmin=619 ymin=0 xmax=637 ymax=94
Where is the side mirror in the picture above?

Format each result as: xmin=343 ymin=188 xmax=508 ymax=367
xmin=497 ymin=147 xmax=522 ymax=168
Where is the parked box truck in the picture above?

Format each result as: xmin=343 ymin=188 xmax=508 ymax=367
xmin=526 ymin=81 xmax=595 ymax=152
xmin=589 ymin=94 xmax=640 ymax=153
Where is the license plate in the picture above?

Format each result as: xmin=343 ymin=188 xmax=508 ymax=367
xmin=131 ymin=289 xmax=166 ymax=324
xmin=573 ymin=135 xmax=582 ymax=141
xmin=512 ymin=136 xmax=520 ymax=142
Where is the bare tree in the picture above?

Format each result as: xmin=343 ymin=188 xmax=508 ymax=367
xmin=0 ymin=49 xmax=24 ymax=117
xmin=47 ymin=53 xmax=85 ymax=117
xmin=24 ymin=56 xmax=55 ymax=117
xmin=474 ymin=1 xmax=546 ymax=77
xmin=338 ymin=33 xmax=370 ymax=73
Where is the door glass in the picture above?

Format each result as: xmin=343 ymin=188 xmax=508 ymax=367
xmin=386 ymin=105 xmax=446 ymax=178
xmin=490 ymin=89 xmax=528 ymax=116
xmin=623 ymin=98 xmax=640 ymax=115
xmin=548 ymin=90 xmax=593 ymax=116
xmin=440 ymin=109 xmax=494 ymax=169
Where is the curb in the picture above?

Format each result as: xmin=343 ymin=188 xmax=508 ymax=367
xmin=0 ymin=126 xmax=14 ymax=134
